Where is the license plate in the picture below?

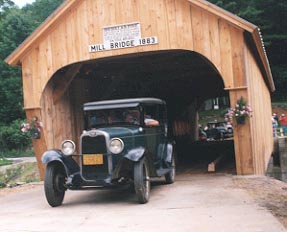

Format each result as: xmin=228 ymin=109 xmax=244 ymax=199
xmin=83 ymin=154 xmax=103 ymax=165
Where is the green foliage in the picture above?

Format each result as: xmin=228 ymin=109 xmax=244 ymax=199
xmin=0 ymin=119 xmax=31 ymax=151
xmin=208 ymin=0 xmax=262 ymax=24
xmin=0 ymin=8 xmax=34 ymax=58
xmin=0 ymin=0 xmax=63 ymax=157
xmin=0 ymin=0 xmax=15 ymax=21
xmin=0 ymin=77 xmax=25 ymax=123
xmin=22 ymin=0 xmax=65 ymax=29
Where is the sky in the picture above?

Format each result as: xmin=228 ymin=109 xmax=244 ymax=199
xmin=13 ymin=0 xmax=35 ymax=8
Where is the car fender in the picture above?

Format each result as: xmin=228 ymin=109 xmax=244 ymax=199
xmin=42 ymin=149 xmax=63 ymax=164
xmin=124 ymin=147 xmax=145 ymax=162
xmin=42 ymin=150 xmax=79 ymax=175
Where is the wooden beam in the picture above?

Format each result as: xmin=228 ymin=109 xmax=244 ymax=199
xmin=53 ymin=63 xmax=82 ymax=104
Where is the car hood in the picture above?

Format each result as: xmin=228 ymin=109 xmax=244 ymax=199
xmin=98 ymin=126 xmax=142 ymax=138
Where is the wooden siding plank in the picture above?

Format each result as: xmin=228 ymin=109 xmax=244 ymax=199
xmin=31 ymin=48 xmax=40 ymax=107
xmin=219 ymin=19 xmax=233 ymax=89
xmin=155 ymin=0 xmax=169 ymax=51
xmin=65 ymin=8 xmax=77 ymax=64
xmin=165 ymin=0 xmax=177 ymax=48
xmin=22 ymin=57 xmax=33 ymax=109
xmin=38 ymin=40 xmax=48 ymax=93
xmin=229 ymin=89 xmax=254 ymax=174
xmin=245 ymin=44 xmax=273 ymax=174
xmin=230 ymin=27 xmax=246 ymax=87
xmin=191 ymin=6 xmax=204 ymax=53
xmin=175 ymin=0 xmax=193 ymax=50
xmin=77 ymin=0 xmax=89 ymax=61
xmin=45 ymin=34 xmax=54 ymax=79
xmin=201 ymin=9 xmax=211 ymax=57
xmin=191 ymin=5 xmax=213 ymax=57
xmin=208 ymin=13 xmax=221 ymax=73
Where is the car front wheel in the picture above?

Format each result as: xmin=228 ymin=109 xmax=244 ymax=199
xmin=134 ymin=158 xmax=150 ymax=204
xmin=44 ymin=162 xmax=67 ymax=207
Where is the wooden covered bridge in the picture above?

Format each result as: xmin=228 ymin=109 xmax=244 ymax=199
xmin=6 ymin=0 xmax=274 ymax=179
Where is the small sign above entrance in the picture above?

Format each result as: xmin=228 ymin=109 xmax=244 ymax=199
xmin=103 ymin=22 xmax=141 ymax=43
xmin=89 ymin=22 xmax=158 ymax=53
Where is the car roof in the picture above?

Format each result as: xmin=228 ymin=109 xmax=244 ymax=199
xmin=84 ymin=98 xmax=166 ymax=111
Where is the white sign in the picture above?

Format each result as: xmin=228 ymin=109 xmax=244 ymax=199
xmin=89 ymin=37 xmax=158 ymax=53
xmin=89 ymin=22 xmax=158 ymax=53
xmin=103 ymin=22 xmax=141 ymax=43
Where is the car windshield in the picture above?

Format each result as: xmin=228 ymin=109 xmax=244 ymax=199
xmin=84 ymin=107 xmax=141 ymax=129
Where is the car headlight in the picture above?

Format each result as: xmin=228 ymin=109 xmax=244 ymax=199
xmin=61 ymin=140 xmax=76 ymax=156
xmin=109 ymin=138 xmax=124 ymax=154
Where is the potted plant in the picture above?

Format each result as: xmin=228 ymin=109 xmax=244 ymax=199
xmin=225 ymin=97 xmax=252 ymax=125
xmin=21 ymin=117 xmax=43 ymax=139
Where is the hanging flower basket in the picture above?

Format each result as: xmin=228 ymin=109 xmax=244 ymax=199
xmin=21 ymin=117 xmax=43 ymax=139
xmin=225 ymin=97 xmax=252 ymax=125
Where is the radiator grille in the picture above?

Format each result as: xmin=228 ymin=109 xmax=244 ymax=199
xmin=82 ymin=135 xmax=107 ymax=154
xmin=81 ymin=135 xmax=109 ymax=180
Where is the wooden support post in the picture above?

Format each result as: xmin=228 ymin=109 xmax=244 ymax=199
xmin=25 ymin=108 xmax=47 ymax=180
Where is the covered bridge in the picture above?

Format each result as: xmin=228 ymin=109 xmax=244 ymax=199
xmin=5 ymin=0 xmax=274 ymax=179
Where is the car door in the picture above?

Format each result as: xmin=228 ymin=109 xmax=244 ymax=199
xmin=143 ymin=104 xmax=165 ymax=168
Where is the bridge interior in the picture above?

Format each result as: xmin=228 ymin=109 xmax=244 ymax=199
xmin=51 ymin=49 xmax=236 ymax=173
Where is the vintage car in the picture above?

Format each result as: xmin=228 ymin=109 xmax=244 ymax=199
xmin=205 ymin=121 xmax=233 ymax=140
xmin=42 ymin=98 xmax=175 ymax=207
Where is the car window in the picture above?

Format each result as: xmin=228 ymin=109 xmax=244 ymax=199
xmin=84 ymin=107 xmax=140 ymax=129
xmin=144 ymin=105 xmax=161 ymax=127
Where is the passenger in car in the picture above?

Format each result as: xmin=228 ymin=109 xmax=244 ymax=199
xmin=144 ymin=114 xmax=159 ymax=126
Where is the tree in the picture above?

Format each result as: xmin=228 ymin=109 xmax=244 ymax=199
xmin=208 ymin=0 xmax=287 ymax=100
xmin=0 ymin=0 xmax=15 ymax=21
xmin=0 ymin=0 xmax=64 ymax=153
xmin=0 ymin=8 xmax=34 ymax=125
xmin=22 ymin=0 xmax=64 ymax=29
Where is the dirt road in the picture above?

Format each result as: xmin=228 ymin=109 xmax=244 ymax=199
xmin=0 ymin=173 xmax=286 ymax=232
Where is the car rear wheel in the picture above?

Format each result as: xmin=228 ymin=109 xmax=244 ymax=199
xmin=134 ymin=158 xmax=150 ymax=204
xmin=44 ymin=162 xmax=67 ymax=207
xmin=165 ymin=152 xmax=176 ymax=184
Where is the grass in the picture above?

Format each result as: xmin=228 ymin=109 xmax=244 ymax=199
xmin=0 ymin=162 xmax=40 ymax=188
xmin=0 ymin=148 xmax=34 ymax=158
xmin=0 ymin=158 xmax=13 ymax=167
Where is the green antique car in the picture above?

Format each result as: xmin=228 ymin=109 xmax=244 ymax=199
xmin=42 ymin=98 xmax=175 ymax=207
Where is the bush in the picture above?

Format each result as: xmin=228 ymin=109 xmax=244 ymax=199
xmin=0 ymin=148 xmax=34 ymax=158
xmin=0 ymin=119 xmax=31 ymax=151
